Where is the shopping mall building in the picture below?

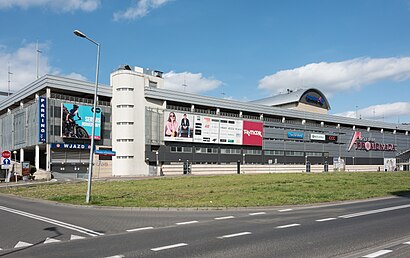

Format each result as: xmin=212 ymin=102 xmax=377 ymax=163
xmin=0 ymin=65 xmax=409 ymax=178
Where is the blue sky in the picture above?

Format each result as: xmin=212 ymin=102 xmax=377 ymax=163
xmin=1 ymin=0 xmax=410 ymax=123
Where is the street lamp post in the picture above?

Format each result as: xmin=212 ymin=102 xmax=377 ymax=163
xmin=74 ymin=29 xmax=100 ymax=204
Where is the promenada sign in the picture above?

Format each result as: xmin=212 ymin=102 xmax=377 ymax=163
xmin=348 ymin=131 xmax=396 ymax=152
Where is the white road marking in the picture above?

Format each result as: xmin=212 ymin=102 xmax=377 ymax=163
xmin=316 ymin=218 xmax=337 ymax=222
xmin=276 ymin=224 xmax=301 ymax=229
xmin=217 ymin=232 xmax=252 ymax=239
xmin=14 ymin=241 xmax=33 ymax=248
xmin=44 ymin=237 xmax=61 ymax=244
xmin=104 ymin=255 xmax=124 ymax=258
xmin=0 ymin=248 xmax=3 ymax=250
xmin=404 ymin=241 xmax=410 ymax=245
xmin=176 ymin=221 xmax=198 ymax=225
xmin=249 ymin=212 xmax=266 ymax=216
xmin=0 ymin=206 xmax=103 ymax=237
xmin=362 ymin=249 xmax=393 ymax=257
xmin=339 ymin=204 xmax=410 ymax=219
xmin=126 ymin=227 xmax=154 ymax=232
xmin=278 ymin=209 xmax=293 ymax=212
xmin=151 ymin=243 xmax=188 ymax=252
xmin=214 ymin=216 xmax=235 ymax=220
xmin=70 ymin=234 xmax=86 ymax=240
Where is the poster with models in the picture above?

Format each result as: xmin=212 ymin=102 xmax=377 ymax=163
xmin=163 ymin=111 xmax=194 ymax=142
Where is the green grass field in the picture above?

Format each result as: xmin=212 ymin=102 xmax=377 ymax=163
xmin=1 ymin=172 xmax=409 ymax=208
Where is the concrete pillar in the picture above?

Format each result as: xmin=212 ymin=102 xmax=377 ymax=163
xmin=20 ymin=148 xmax=24 ymax=162
xmin=35 ymin=145 xmax=40 ymax=171
xmin=46 ymin=144 xmax=51 ymax=172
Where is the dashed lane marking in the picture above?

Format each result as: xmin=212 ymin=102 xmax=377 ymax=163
xmin=404 ymin=241 xmax=410 ymax=245
xmin=339 ymin=204 xmax=410 ymax=219
xmin=176 ymin=221 xmax=199 ymax=225
xmin=278 ymin=209 xmax=293 ymax=212
xmin=151 ymin=243 xmax=188 ymax=252
xmin=217 ymin=232 xmax=252 ymax=239
xmin=362 ymin=249 xmax=393 ymax=258
xmin=214 ymin=216 xmax=235 ymax=220
xmin=276 ymin=224 xmax=301 ymax=229
xmin=315 ymin=218 xmax=337 ymax=222
xmin=104 ymin=255 xmax=124 ymax=258
xmin=249 ymin=212 xmax=266 ymax=216
xmin=126 ymin=227 xmax=154 ymax=232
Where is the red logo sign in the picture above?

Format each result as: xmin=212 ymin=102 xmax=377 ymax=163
xmin=2 ymin=151 xmax=11 ymax=159
xmin=242 ymin=121 xmax=263 ymax=146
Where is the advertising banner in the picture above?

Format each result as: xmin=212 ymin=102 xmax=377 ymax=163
xmin=384 ymin=158 xmax=396 ymax=171
xmin=310 ymin=133 xmax=325 ymax=141
xmin=242 ymin=121 xmax=263 ymax=146
xmin=164 ymin=111 xmax=194 ymax=142
xmin=193 ymin=115 xmax=220 ymax=143
xmin=163 ymin=111 xmax=264 ymax=146
xmin=326 ymin=135 xmax=338 ymax=142
xmin=287 ymin=131 xmax=304 ymax=139
xmin=219 ymin=118 xmax=243 ymax=145
xmin=61 ymin=103 xmax=102 ymax=140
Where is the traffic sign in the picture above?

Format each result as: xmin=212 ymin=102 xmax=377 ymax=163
xmin=2 ymin=151 xmax=11 ymax=159
xmin=2 ymin=158 xmax=10 ymax=165
xmin=1 ymin=164 xmax=10 ymax=170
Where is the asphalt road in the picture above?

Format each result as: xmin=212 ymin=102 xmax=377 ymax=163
xmin=0 ymin=194 xmax=410 ymax=257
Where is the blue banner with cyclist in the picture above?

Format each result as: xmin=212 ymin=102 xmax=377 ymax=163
xmin=61 ymin=103 xmax=102 ymax=139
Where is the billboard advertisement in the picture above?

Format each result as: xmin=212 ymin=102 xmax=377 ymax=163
xmin=193 ymin=115 xmax=220 ymax=143
xmin=243 ymin=121 xmax=263 ymax=146
xmin=164 ymin=111 xmax=194 ymax=142
xmin=287 ymin=131 xmax=304 ymax=139
xmin=163 ymin=111 xmax=264 ymax=146
xmin=61 ymin=103 xmax=102 ymax=140
xmin=219 ymin=118 xmax=243 ymax=145
xmin=384 ymin=158 xmax=396 ymax=172
xmin=310 ymin=133 xmax=325 ymax=141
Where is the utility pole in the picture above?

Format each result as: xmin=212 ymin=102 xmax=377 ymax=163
xmin=7 ymin=63 xmax=13 ymax=97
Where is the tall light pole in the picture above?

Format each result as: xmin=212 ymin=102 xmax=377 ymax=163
xmin=7 ymin=63 xmax=13 ymax=96
xmin=74 ymin=29 xmax=100 ymax=204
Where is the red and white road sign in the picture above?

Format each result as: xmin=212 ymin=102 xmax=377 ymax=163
xmin=2 ymin=151 xmax=11 ymax=159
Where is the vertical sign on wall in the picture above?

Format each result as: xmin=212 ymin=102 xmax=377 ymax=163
xmin=38 ymin=97 xmax=47 ymax=143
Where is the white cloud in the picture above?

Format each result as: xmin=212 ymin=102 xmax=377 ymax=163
xmin=259 ymin=57 xmax=410 ymax=96
xmin=335 ymin=102 xmax=410 ymax=121
xmin=0 ymin=0 xmax=100 ymax=12
xmin=113 ymin=0 xmax=172 ymax=21
xmin=0 ymin=42 xmax=87 ymax=94
xmin=163 ymin=71 xmax=222 ymax=94
xmin=64 ymin=72 xmax=88 ymax=81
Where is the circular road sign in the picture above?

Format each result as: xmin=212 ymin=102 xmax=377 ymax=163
xmin=2 ymin=151 xmax=11 ymax=159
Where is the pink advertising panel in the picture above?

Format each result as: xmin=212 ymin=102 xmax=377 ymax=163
xmin=242 ymin=120 xmax=263 ymax=146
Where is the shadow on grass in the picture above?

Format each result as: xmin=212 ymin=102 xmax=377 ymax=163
xmin=390 ymin=190 xmax=410 ymax=198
